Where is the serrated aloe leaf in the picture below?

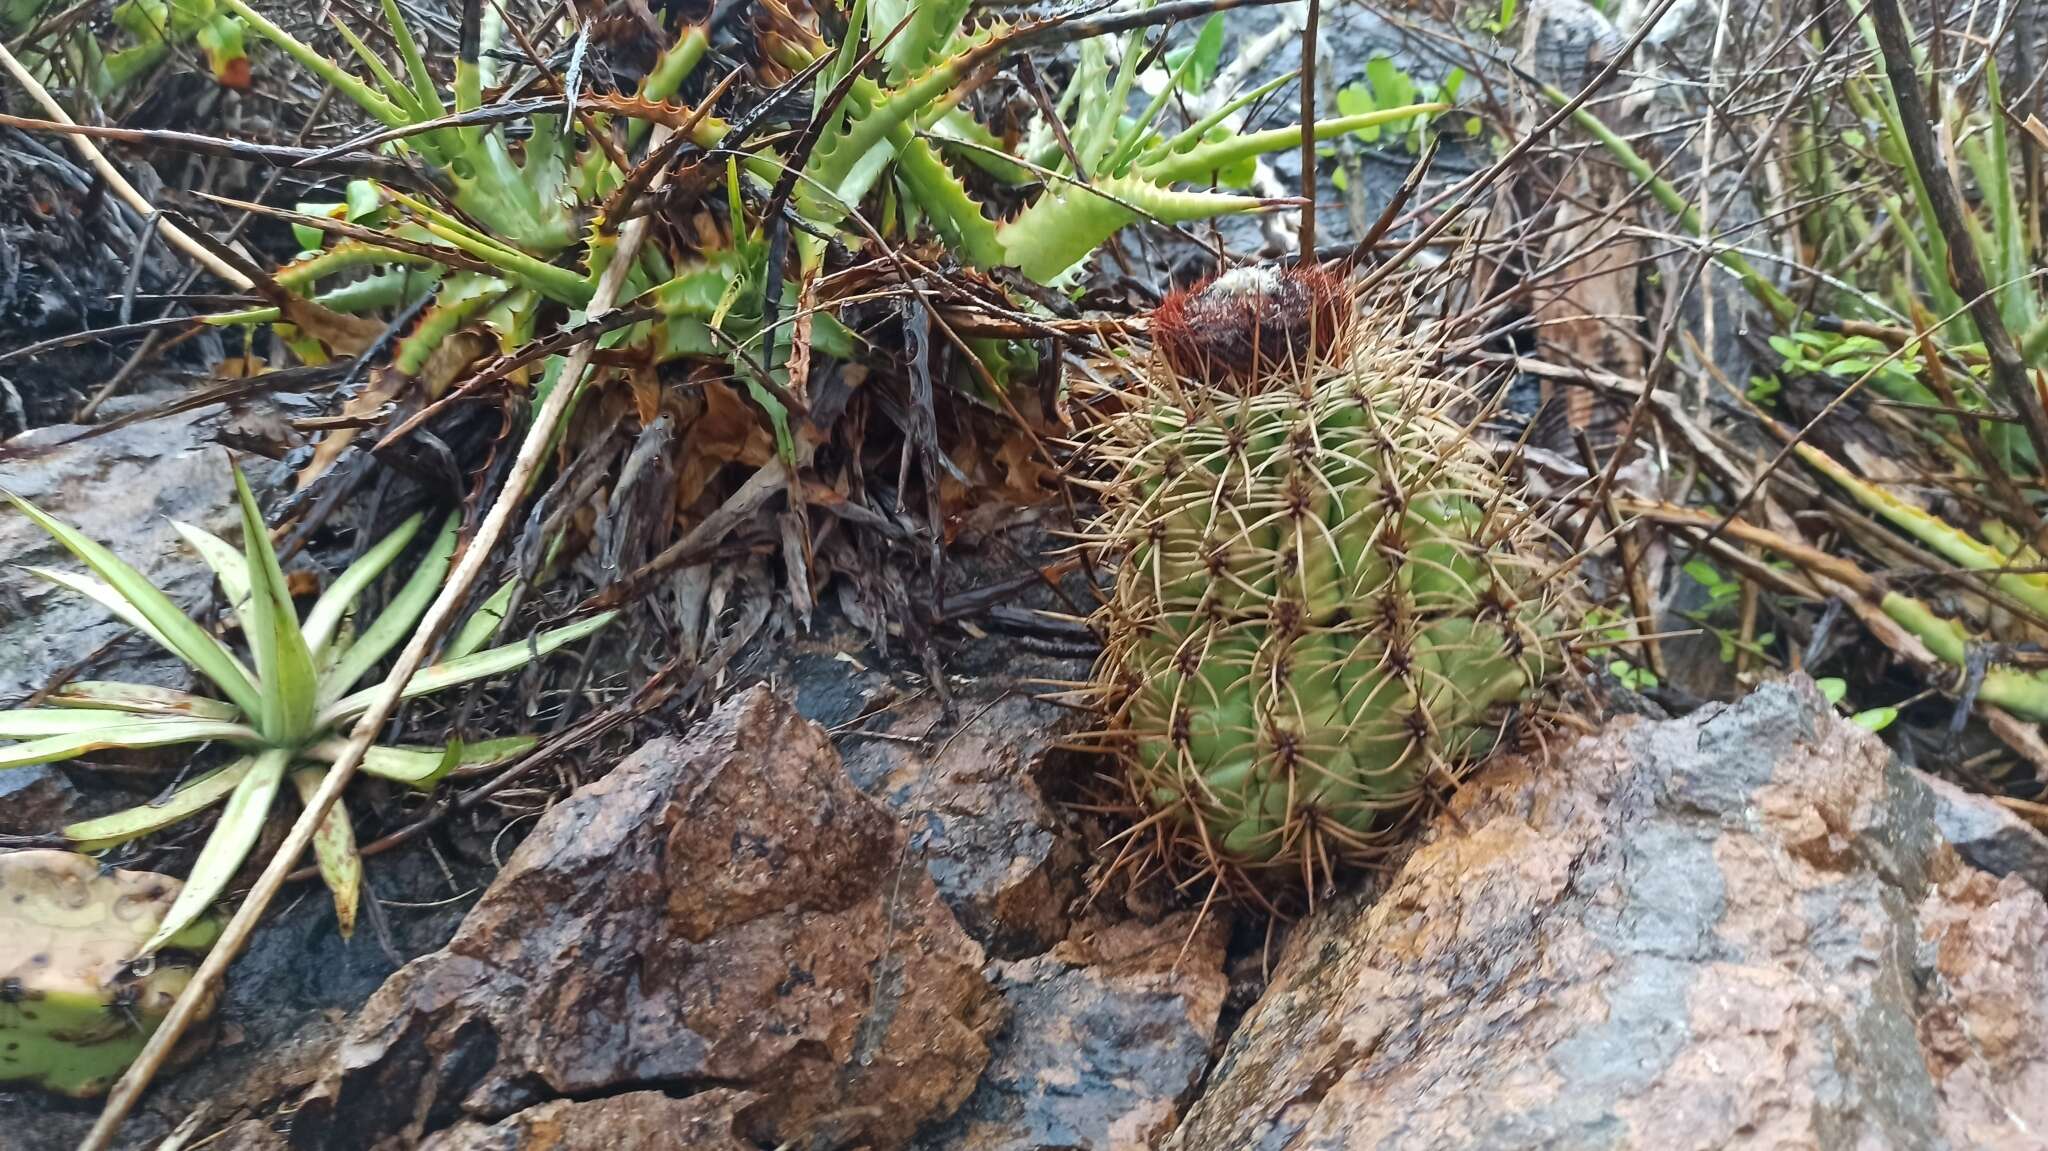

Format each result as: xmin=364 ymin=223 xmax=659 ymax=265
xmin=233 ymin=466 xmax=318 ymax=745
xmin=171 ymin=521 xmax=256 ymax=638
xmin=305 ymin=734 xmax=534 ymax=787
xmin=64 ymin=755 xmax=258 ymax=850
xmin=291 ymin=767 xmax=361 ymax=938
xmin=1140 ymin=104 xmax=1448 ymax=185
xmin=144 ymin=746 xmax=289 ymax=953
xmin=321 ymin=512 xmax=458 ymax=702
xmin=322 ymin=612 xmax=617 ymax=727
xmin=1142 ymin=71 xmax=1296 ymax=164
xmin=997 ymin=175 xmax=1266 ymax=283
xmin=445 ymin=580 xmax=517 ymax=662
xmin=302 ymin=512 xmax=424 ymax=656
xmin=5 ymin=492 xmax=264 ymax=720
xmin=47 ymin=681 xmax=242 ymax=720
xmin=0 ymin=718 xmax=259 ymax=770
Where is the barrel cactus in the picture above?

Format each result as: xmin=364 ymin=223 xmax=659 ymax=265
xmin=1086 ymin=269 xmax=1573 ymax=896
xmin=0 ymin=850 xmax=222 ymax=1097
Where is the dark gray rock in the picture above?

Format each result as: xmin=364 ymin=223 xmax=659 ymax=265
xmin=920 ymin=913 xmax=1229 ymax=1151
xmin=840 ymin=688 xmax=1082 ymax=958
xmin=1169 ymin=679 xmax=2048 ymax=1151
xmin=1924 ymin=770 xmax=2048 ymax=894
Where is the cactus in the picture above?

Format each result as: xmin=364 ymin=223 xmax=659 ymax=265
xmin=0 ymin=851 xmax=222 ymax=1098
xmin=1085 ymin=271 xmax=1573 ymax=894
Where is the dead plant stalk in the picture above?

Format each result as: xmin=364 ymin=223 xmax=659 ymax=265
xmin=75 ymin=125 xmax=684 ymax=1151
xmin=0 ymin=42 xmax=253 ymax=291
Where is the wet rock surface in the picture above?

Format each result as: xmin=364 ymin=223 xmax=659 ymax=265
xmin=839 ymin=688 xmax=1082 ymax=958
xmin=0 ymin=404 xmax=246 ymax=705
xmin=282 ymin=686 xmax=998 ymax=1151
xmin=1168 ymin=679 xmax=2048 ymax=1151
xmin=918 ymin=913 xmax=1228 ymax=1151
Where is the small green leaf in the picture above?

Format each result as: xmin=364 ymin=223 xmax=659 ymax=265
xmin=1851 ymin=706 xmax=1898 ymax=732
xmin=306 ymin=734 xmax=536 ymax=788
xmin=64 ymin=755 xmax=258 ymax=851
xmin=321 ymin=512 xmax=457 ymax=701
xmin=1815 ymin=677 xmax=1848 ymax=704
xmin=144 ymin=746 xmax=289 ymax=954
xmin=233 ymin=465 xmax=317 ymax=745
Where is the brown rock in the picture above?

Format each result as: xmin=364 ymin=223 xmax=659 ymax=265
xmin=416 ymin=1090 xmax=762 ymax=1151
xmin=288 ymin=687 xmax=998 ymax=1150
xmin=919 ymin=913 xmax=1229 ymax=1151
xmin=1169 ymin=679 xmax=2048 ymax=1151
xmin=839 ymin=689 xmax=1081 ymax=957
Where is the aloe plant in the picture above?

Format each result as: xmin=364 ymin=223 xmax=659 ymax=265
xmin=0 ymin=467 xmax=614 ymax=951
xmin=171 ymin=0 xmax=1443 ymax=462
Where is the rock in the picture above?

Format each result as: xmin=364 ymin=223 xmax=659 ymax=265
xmin=415 ymin=1090 xmax=762 ymax=1151
xmin=840 ymin=688 xmax=1081 ymax=957
xmin=0 ymin=405 xmax=247 ymax=705
xmin=921 ymin=913 xmax=1229 ymax=1151
xmin=1923 ymin=770 xmax=2048 ymax=894
xmin=288 ymin=686 xmax=998 ymax=1151
xmin=1169 ymin=679 xmax=2048 ymax=1151
xmin=0 ymin=765 xmax=75 ymax=833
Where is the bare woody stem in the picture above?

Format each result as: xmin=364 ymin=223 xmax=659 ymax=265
xmin=1865 ymin=0 xmax=2048 ymax=472
xmin=76 ymin=124 xmax=683 ymax=1151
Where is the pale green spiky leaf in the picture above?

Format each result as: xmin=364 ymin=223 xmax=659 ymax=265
xmin=64 ymin=755 xmax=258 ymax=850
xmin=171 ymin=520 xmax=256 ymax=639
xmin=321 ymin=512 xmax=456 ymax=702
xmin=144 ymin=746 xmax=290 ymax=953
xmin=232 ymin=466 xmax=318 ymax=745
xmin=445 ymin=580 xmax=517 ymax=661
xmin=7 ymin=490 xmax=264 ymax=719
xmin=322 ymin=612 xmax=617 ymax=726
xmin=302 ymin=511 xmax=424 ymax=656
xmin=304 ymin=734 xmax=535 ymax=787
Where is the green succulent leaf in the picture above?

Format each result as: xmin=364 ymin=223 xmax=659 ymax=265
xmin=321 ymin=611 xmax=618 ymax=726
xmin=305 ymin=734 xmax=536 ymax=787
xmin=301 ymin=511 xmax=425 ymax=655
xmin=0 ymin=718 xmax=259 ymax=770
xmin=232 ymin=466 xmax=318 ymax=745
xmin=445 ymin=580 xmax=517 ymax=661
xmin=63 ymin=755 xmax=258 ymax=850
xmin=7 ymin=492 xmax=265 ymax=720
xmin=171 ymin=521 xmax=256 ymax=638
xmin=144 ymin=746 xmax=290 ymax=953
xmin=321 ymin=512 xmax=458 ymax=702
xmin=45 ymin=681 xmax=243 ymax=720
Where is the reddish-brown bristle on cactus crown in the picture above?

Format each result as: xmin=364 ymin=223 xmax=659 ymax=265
xmin=1150 ymin=263 xmax=1348 ymax=386
xmin=1083 ymin=314 xmax=1575 ymax=905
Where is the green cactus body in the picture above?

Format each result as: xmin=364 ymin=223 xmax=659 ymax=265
xmin=0 ymin=851 xmax=221 ymax=1097
xmin=1092 ymin=330 xmax=1569 ymax=885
